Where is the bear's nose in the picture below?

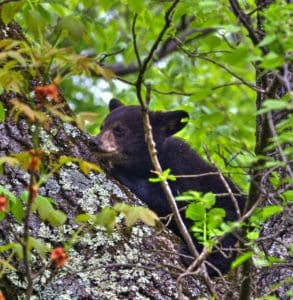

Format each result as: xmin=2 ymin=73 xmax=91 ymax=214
xmin=89 ymin=137 xmax=101 ymax=151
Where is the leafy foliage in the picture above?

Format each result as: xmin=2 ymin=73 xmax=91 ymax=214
xmin=177 ymin=191 xmax=234 ymax=249
xmin=74 ymin=203 xmax=159 ymax=234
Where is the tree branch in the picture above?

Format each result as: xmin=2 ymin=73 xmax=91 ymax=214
xmin=107 ymin=27 xmax=215 ymax=76
xmin=228 ymin=0 xmax=264 ymax=51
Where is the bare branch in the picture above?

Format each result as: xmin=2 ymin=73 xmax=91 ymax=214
xmin=267 ymin=112 xmax=293 ymax=179
xmin=136 ymin=0 xmax=181 ymax=105
xmin=23 ymin=172 xmax=36 ymax=299
xmin=228 ymin=0 xmax=264 ymax=50
xmin=132 ymin=14 xmax=141 ymax=69
xmin=108 ymin=25 xmax=216 ymax=76
xmin=175 ymin=40 xmax=265 ymax=93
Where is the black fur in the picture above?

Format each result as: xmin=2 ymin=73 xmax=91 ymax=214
xmin=90 ymin=99 xmax=246 ymax=275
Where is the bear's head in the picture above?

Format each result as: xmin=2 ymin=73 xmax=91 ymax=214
xmin=89 ymin=99 xmax=189 ymax=173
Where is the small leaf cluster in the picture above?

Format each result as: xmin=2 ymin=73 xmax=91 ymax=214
xmin=177 ymin=191 xmax=233 ymax=249
xmin=149 ymin=168 xmax=176 ymax=183
xmin=75 ymin=202 xmax=159 ymax=234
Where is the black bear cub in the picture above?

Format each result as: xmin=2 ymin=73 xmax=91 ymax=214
xmin=90 ymin=99 xmax=246 ymax=275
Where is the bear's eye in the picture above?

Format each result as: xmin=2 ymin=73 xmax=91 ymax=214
xmin=113 ymin=125 xmax=125 ymax=137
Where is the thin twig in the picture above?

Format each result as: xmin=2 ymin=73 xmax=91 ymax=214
xmin=132 ymin=13 xmax=141 ymax=69
xmin=136 ymin=0 xmax=181 ymax=106
xmin=174 ymin=38 xmax=265 ymax=93
xmin=0 ymin=0 xmax=20 ymax=7
xmin=228 ymin=0 xmax=262 ymax=49
xmin=23 ymin=172 xmax=35 ymax=299
xmin=267 ymin=111 xmax=293 ymax=179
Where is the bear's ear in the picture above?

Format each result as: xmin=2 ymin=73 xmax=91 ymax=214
xmin=157 ymin=110 xmax=189 ymax=136
xmin=109 ymin=99 xmax=124 ymax=111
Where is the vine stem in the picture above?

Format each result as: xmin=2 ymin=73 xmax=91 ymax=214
xmin=23 ymin=172 xmax=36 ymax=299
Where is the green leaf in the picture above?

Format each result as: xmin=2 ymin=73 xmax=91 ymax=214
xmin=122 ymin=206 xmax=158 ymax=227
xmin=149 ymin=168 xmax=176 ymax=183
xmin=58 ymin=16 xmax=86 ymax=40
xmin=186 ymin=202 xmax=205 ymax=221
xmin=47 ymin=3 xmax=68 ymax=17
xmin=74 ymin=213 xmax=92 ymax=223
xmin=23 ymin=9 xmax=43 ymax=40
xmin=35 ymin=196 xmax=54 ymax=221
xmin=10 ymin=197 xmax=24 ymax=222
xmin=231 ymin=251 xmax=253 ymax=269
xmin=29 ymin=237 xmax=48 ymax=259
xmin=113 ymin=202 xmax=131 ymax=214
xmin=95 ymin=207 xmax=117 ymax=233
xmin=261 ymin=205 xmax=283 ymax=220
xmin=258 ymin=99 xmax=289 ymax=114
xmin=0 ymin=186 xmax=18 ymax=202
xmin=136 ymin=207 xmax=159 ymax=227
xmin=260 ymin=52 xmax=284 ymax=69
xmin=247 ymin=231 xmax=259 ymax=241
xmin=202 ymin=192 xmax=216 ymax=209
xmin=0 ymin=243 xmax=23 ymax=259
xmin=176 ymin=191 xmax=202 ymax=202
xmin=1 ymin=0 xmax=25 ymax=24
xmin=79 ymin=160 xmax=102 ymax=174
xmin=48 ymin=210 xmax=67 ymax=227
xmin=123 ymin=207 xmax=140 ymax=227
xmin=207 ymin=207 xmax=226 ymax=229
xmin=0 ymin=258 xmax=17 ymax=271
xmin=256 ymin=296 xmax=278 ymax=300
xmin=19 ymin=191 xmax=29 ymax=203
xmin=280 ymin=190 xmax=293 ymax=203
xmin=0 ymin=102 xmax=5 ymax=123
xmin=258 ymin=34 xmax=277 ymax=47
xmin=127 ymin=0 xmax=145 ymax=13
xmin=250 ymin=205 xmax=283 ymax=226
xmin=219 ymin=24 xmax=240 ymax=33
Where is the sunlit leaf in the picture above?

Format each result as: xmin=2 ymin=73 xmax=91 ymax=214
xmin=29 ymin=237 xmax=48 ymax=259
xmin=95 ymin=207 xmax=117 ymax=233
xmin=91 ymin=64 xmax=116 ymax=81
xmin=231 ymin=251 xmax=253 ymax=269
xmin=35 ymin=195 xmax=54 ymax=221
xmin=0 ymin=258 xmax=17 ymax=271
xmin=10 ymin=99 xmax=49 ymax=123
xmin=76 ymin=112 xmax=99 ymax=129
xmin=186 ymin=202 xmax=205 ymax=221
xmin=258 ymin=99 xmax=289 ymax=114
xmin=10 ymin=197 xmax=24 ymax=222
xmin=135 ymin=207 xmax=158 ymax=227
xmin=247 ymin=231 xmax=259 ymax=241
xmin=261 ymin=205 xmax=283 ymax=220
xmin=0 ymin=243 xmax=23 ymax=259
xmin=74 ymin=213 xmax=92 ymax=223
xmin=1 ymin=0 xmax=25 ymax=24
xmin=127 ymin=0 xmax=145 ymax=13
xmin=113 ymin=202 xmax=131 ymax=214
xmin=0 ymin=102 xmax=5 ymax=123
xmin=79 ymin=160 xmax=102 ymax=174
xmin=48 ymin=210 xmax=67 ymax=227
